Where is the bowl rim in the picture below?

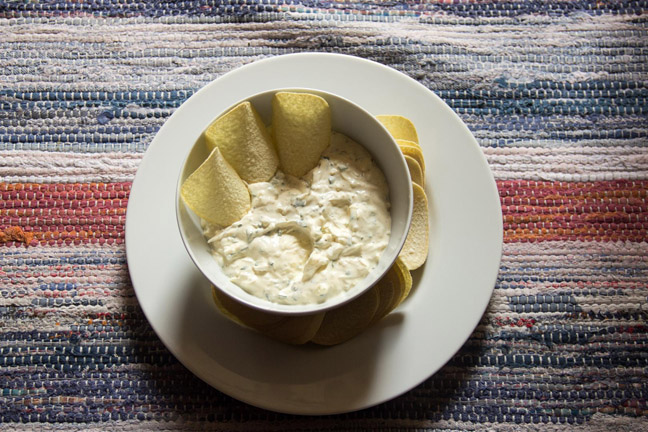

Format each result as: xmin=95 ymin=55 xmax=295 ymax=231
xmin=175 ymin=87 xmax=413 ymax=315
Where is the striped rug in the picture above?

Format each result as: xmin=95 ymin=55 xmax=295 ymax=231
xmin=1 ymin=1 xmax=647 ymax=430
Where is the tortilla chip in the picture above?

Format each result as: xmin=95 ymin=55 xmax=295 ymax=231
xmin=180 ymin=147 xmax=250 ymax=227
xmin=202 ymin=101 xmax=278 ymax=183
xmin=376 ymin=115 xmax=419 ymax=144
xmin=311 ymin=288 xmax=379 ymax=346
xmin=272 ymin=92 xmax=331 ymax=177
xmin=399 ymin=183 xmax=429 ymax=270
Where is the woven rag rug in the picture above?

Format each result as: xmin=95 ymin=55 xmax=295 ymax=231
xmin=1 ymin=1 xmax=647 ymax=430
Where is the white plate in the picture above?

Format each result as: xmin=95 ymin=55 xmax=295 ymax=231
xmin=125 ymin=53 xmax=503 ymax=415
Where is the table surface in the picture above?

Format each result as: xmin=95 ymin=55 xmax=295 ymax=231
xmin=1 ymin=1 xmax=647 ymax=430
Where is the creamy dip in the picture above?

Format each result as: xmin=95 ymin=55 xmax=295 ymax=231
xmin=203 ymin=132 xmax=391 ymax=305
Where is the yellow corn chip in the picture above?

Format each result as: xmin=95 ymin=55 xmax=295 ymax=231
xmin=376 ymin=115 xmax=419 ymax=144
xmin=202 ymin=101 xmax=278 ymax=183
xmin=404 ymin=154 xmax=424 ymax=187
xmin=272 ymin=92 xmax=331 ymax=177
xmin=399 ymin=183 xmax=429 ymax=270
xmin=180 ymin=147 xmax=250 ymax=227
xmin=311 ymin=288 xmax=379 ymax=346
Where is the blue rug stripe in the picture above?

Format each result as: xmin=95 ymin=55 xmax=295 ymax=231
xmin=0 ymin=0 xmax=645 ymax=18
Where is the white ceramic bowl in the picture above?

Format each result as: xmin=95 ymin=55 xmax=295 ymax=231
xmin=176 ymin=88 xmax=413 ymax=315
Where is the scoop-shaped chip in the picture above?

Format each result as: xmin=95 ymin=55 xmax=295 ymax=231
xmin=376 ymin=115 xmax=419 ymax=144
xmin=404 ymin=154 xmax=424 ymax=187
xmin=399 ymin=183 xmax=429 ymax=270
xmin=272 ymin=92 xmax=331 ymax=177
xmin=311 ymin=288 xmax=379 ymax=346
xmin=211 ymin=286 xmax=324 ymax=345
xmin=397 ymin=140 xmax=426 ymax=174
xmin=180 ymin=147 xmax=250 ymax=227
xmin=202 ymin=101 xmax=278 ymax=183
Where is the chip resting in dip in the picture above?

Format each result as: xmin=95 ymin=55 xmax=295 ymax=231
xmin=181 ymin=92 xmax=392 ymax=306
